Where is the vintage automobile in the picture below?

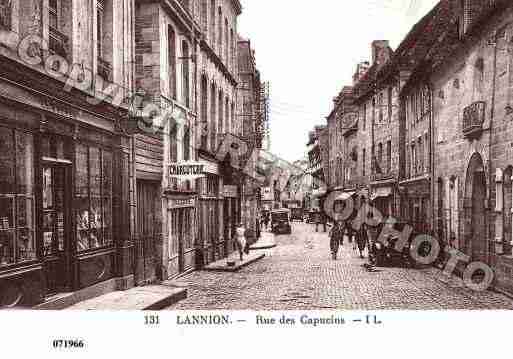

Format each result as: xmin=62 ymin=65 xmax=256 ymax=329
xmin=290 ymin=207 xmax=304 ymax=222
xmin=367 ymin=220 xmax=435 ymax=268
xmin=271 ymin=209 xmax=292 ymax=235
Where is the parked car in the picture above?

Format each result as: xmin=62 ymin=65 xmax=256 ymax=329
xmin=290 ymin=207 xmax=304 ymax=222
xmin=271 ymin=209 xmax=292 ymax=235
xmin=368 ymin=220 xmax=433 ymax=268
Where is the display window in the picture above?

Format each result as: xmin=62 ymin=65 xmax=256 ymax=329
xmin=0 ymin=126 xmax=36 ymax=267
xmin=75 ymin=143 xmax=113 ymax=252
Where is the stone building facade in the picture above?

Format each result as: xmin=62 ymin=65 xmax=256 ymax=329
xmin=0 ymin=0 xmax=136 ymax=306
xmin=323 ymin=0 xmax=513 ymax=296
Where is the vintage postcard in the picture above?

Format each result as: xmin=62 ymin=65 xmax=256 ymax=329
xmin=1 ymin=0 xmax=513 ymax=356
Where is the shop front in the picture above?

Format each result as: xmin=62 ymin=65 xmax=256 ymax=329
xmin=370 ymin=186 xmax=395 ymax=218
xmin=221 ymin=184 xmax=239 ymax=257
xmin=165 ymin=194 xmax=197 ymax=279
xmin=196 ymin=153 xmax=223 ymax=267
xmin=0 ymin=92 xmax=131 ymax=307
xmin=399 ymin=178 xmax=431 ymax=233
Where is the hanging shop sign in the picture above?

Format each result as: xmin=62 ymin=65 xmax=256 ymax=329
xmin=168 ymin=196 xmax=196 ymax=209
xmin=169 ymin=161 xmax=207 ymax=180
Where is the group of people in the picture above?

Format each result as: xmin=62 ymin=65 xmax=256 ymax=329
xmin=329 ymin=220 xmax=369 ymax=261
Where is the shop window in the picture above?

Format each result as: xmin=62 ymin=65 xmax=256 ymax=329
xmin=75 ymin=144 xmax=113 ymax=252
xmin=0 ymin=127 xmax=36 ymax=267
xmin=206 ymin=175 xmax=219 ymax=196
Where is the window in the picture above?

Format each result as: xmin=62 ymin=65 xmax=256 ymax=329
xmin=200 ymin=76 xmax=208 ymax=150
xmin=168 ymin=26 xmax=177 ymax=100
xmin=388 ymin=87 xmax=393 ymax=122
xmin=210 ymin=0 xmax=215 ymax=45
xmin=97 ymin=0 xmax=104 ymax=58
xmin=218 ymin=90 xmax=223 ymax=140
xmin=200 ymin=0 xmax=208 ymax=32
xmin=182 ymin=40 xmax=190 ymax=107
xmin=424 ymin=133 xmax=430 ymax=172
xmin=378 ymin=92 xmax=384 ymax=123
xmin=230 ymin=28 xmax=235 ymax=70
xmin=218 ymin=7 xmax=222 ymax=54
xmin=225 ymin=96 xmax=230 ymax=133
xmin=75 ymin=144 xmax=113 ymax=252
xmin=362 ymin=103 xmax=367 ymax=130
xmin=362 ymin=148 xmax=366 ymax=176
xmin=210 ymin=83 xmax=217 ymax=152
xmin=183 ymin=125 xmax=191 ymax=161
xmin=378 ymin=143 xmax=383 ymax=166
xmin=418 ymin=138 xmax=424 ymax=173
xmin=49 ymin=0 xmax=58 ymax=30
xmin=474 ymin=58 xmax=484 ymax=96
xmin=504 ymin=167 xmax=513 ymax=255
xmin=0 ymin=0 xmax=13 ymax=30
xmin=411 ymin=143 xmax=416 ymax=176
xmin=0 ymin=127 xmax=36 ymax=267
xmin=386 ymin=140 xmax=391 ymax=174
xmin=231 ymin=102 xmax=235 ymax=135
xmin=224 ymin=18 xmax=229 ymax=62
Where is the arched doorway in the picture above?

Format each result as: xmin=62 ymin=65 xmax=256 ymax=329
xmin=464 ymin=153 xmax=487 ymax=262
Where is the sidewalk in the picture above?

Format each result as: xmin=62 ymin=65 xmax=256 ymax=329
xmin=66 ymin=284 xmax=187 ymax=310
xmin=250 ymin=232 xmax=276 ymax=250
xmin=203 ymin=250 xmax=266 ymax=272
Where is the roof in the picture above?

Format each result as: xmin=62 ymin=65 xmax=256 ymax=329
xmin=353 ymin=1 xmax=455 ymax=99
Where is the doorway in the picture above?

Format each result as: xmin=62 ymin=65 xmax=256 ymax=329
xmin=136 ymin=181 xmax=161 ymax=285
xmin=42 ymin=163 xmax=72 ymax=295
xmin=465 ymin=153 xmax=487 ymax=263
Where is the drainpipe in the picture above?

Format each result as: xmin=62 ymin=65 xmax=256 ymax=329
xmin=487 ymin=30 xmax=499 ymax=265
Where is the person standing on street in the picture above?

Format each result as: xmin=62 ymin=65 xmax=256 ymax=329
xmin=235 ymin=222 xmax=247 ymax=261
xmin=329 ymin=221 xmax=345 ymax=260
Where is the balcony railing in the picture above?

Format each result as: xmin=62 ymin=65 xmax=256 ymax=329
xmin=49 ymin=26 xmax=69 ymax=58
xmin=98 ymin=57 xmax=113 ymax=81
xmin=462 ymin=101 xmax=486 ymax=139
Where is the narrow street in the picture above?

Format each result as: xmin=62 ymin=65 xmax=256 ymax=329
xmin=168 ymin=222 xmax=513 ymax=310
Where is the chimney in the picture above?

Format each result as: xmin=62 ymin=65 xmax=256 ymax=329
xmin=372 ymin=40 xmax=392 ymax=66
xmin=353 ymin=61 xmax=370 ymax=85
xmin=458 ymin=0 xmax=493 ymax=36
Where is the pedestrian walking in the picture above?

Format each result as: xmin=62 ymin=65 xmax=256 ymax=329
xmin=356 ymin=224 xmax=367 ymax=259
xmin=235 ymin=222 xmax=247 ymax=261
xmin=329 ymin=221 xmax=345 ymax=260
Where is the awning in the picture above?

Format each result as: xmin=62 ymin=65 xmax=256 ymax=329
xmin=370 ymin=187 xmax=392 ymax=201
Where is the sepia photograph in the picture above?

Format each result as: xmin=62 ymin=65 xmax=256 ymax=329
xmin=2 ymin=1 xmax=513 ymax=347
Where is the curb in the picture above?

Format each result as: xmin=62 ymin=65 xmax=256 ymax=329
xmin=143 ymin=288 xmax=188 ymax=310
xmin=204 ymin=253 xmax=266 ymax=273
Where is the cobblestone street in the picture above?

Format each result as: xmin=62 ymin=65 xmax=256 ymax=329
xmin=168 ymin=223 xmax=513 ymax=310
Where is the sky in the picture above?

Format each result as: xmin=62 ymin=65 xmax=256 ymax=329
xmin=237 ymin=0 xmax=439 ymax=163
